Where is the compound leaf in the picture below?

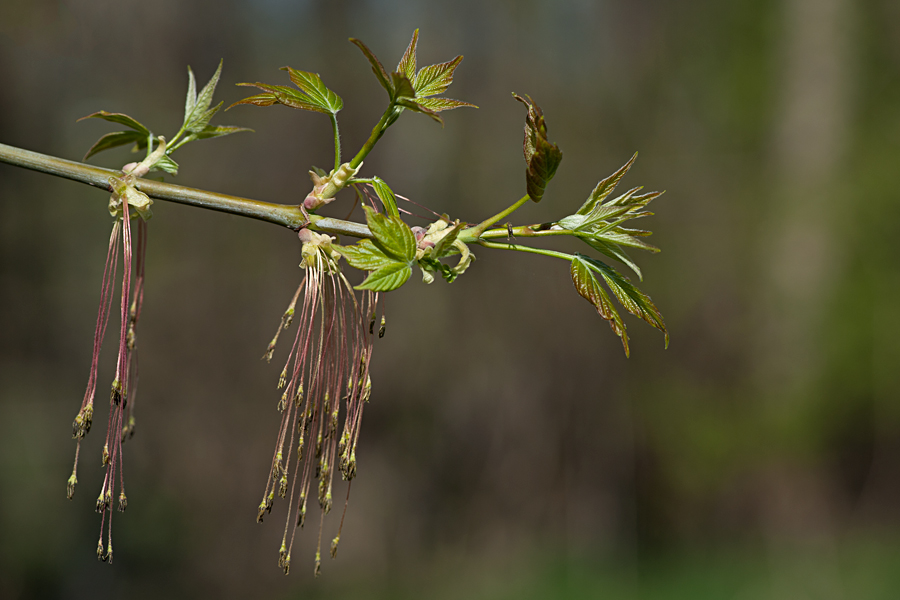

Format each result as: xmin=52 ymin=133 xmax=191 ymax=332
xmin=281 ymin=67 xmax=343 ymax=114
xmin=364 ymin=206 xmax=417 ymax=262
xmin=580 ymin=254 xmax=668 ymax=347
xmin=571 ymin=256 xmax=629 ymax=356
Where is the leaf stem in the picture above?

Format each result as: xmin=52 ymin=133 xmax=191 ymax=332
xmin=461 ymin=195 xmax=530 ymax=240
xmin=348 ymin=104 xmax=396 ymax=169
xmin=331 ymin=113 xmax=341 ymax=172
xmin=476 ymin=226 xmax=576 ymax=240
xmin=476 ymin=239 xmax=574 ymax=262
xmin=0 ymin=141 xmax=371 ymax=239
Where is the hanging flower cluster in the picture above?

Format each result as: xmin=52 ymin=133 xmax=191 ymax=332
xmin=259 ymin=229 xmax=382 ymax=575
xmin=67 ymin=149 xmax=157 ymax=563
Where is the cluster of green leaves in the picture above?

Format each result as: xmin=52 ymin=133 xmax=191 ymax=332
xmin=337 ymin=205 xmax=467 ymax=291
xmin=560 ymin=156 xmax=667 ymax=355
xmin=350 ymin=29 xmax=476 ymax=126
xmin=337 ymin=206 xmax=417 ymax=291
xmin=559 ymin=154 xmax=663 ymax=281
xmin=80 ymin=61 xmax=249 ymax=174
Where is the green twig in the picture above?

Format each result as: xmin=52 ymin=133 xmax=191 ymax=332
xmin=463 ymin=195 xmax=530 ymax=240
xmin=0 ymin=142 xmax=371 ymax=239
xmin=476 ymin=239 xmax=574 ymax=262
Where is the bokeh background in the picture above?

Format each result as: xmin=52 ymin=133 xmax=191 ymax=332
xmin=2 ymin=0 xmax=900 ymax=598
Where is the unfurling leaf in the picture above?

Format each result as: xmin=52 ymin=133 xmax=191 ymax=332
xmin=78 ymin=111 xmax=151 ymax=137
xmin=349 ymin=37 xmax=392 ymax=95
xmin=512 ymin=94 xmax=562 ymax=203
xmin=82 ymin=130 xmax=146 ymax=161
xmin=152 ymin=154 xmax=179 ymax=176
xmin=370 ymin=177 xmax=400 ymax=217
xmin=184 ymin=60 xmax=223 ymax=133
xmin=231 ymin=68 xmax=343 ymax=117
xmin=192 ymin=124 xmax=254 ymax=140
xmin=429 ymin=221 xmax=465 ymax=259
xmin=576 ymin=153 xmax=637 ymax=215
xmin=363 ymin=206 xmax=416 ymax=262
xmin=571 ymin=256 xmax=629 ymax=356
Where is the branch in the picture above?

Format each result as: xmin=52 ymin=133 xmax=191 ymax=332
xmin=0 ymin=142 xmax=372 ymax=239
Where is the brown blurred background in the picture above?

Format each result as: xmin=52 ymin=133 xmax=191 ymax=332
xmin=2 ymin=0 xmax=900 ymax=598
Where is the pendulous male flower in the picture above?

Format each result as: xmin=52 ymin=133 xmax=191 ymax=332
xmin=68 ymin=154 xmax=155 ymax=563
xmin=260 ymin=228 xmax=380 ymax=575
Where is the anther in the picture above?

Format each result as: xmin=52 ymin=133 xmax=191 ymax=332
xmin=330 ymin=535 xmax=340 ymax=559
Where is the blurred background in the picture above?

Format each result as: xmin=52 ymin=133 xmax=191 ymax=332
xmin=2 ymin=0 xmax=899 ymax=598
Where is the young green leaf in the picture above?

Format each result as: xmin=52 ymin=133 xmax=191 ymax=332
xmin=281 ymin=67 xmax=343 ymax=114
xmin=571 ymin=256 xmax=629 ymax=356
xmin=363 ymin=206 xmax=416 ymax=262
xmin=414 ymin=56 xmax=464 ymax=98
xmin=370 ymin=178 xmax=400 ymax=217
xmin=151 ymin=154 xmax=179 ymax=176
xmin=579 ymin=254 xmax=668 ymax=347
xmin=430 ymin=221 xmax=465 ymax=258
xmin=82 ymin=130 xmax=146 ymax=161
xmin=512 ymin=94 xmax=562 ymax=203
xmin=337 ymin=239 xmax=397 ymax=271
xmin=356 ymin=262 xmax=412 ymax=292
xmin=191 ymin=124 xmax=254 ymax=140
xmin=576 ymin=153 xmax=637 ymax=215
xmin=78 ymin=111 xmax=151 ymax=136
xmin=349 ymin=37 xmax=392 ymax=94
xmin=184 ymin=65 xmax=198 ymax=125
xmin=397 ymin=98 xmax=443 ymax=125
xmin=580 ymin=237 xmax=643 ymax=281
xmin=231 ymin=69 xmax=343 ymax=116
xmin=419 ymin=257 xmax=457 ymax=283
xmin=184 ymin=60 xmax=223 ymax=133
xmin=349 ymin=31 xmax=476 ymax=126
xmin=397 ymin=29 xmax=418 ymax=82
